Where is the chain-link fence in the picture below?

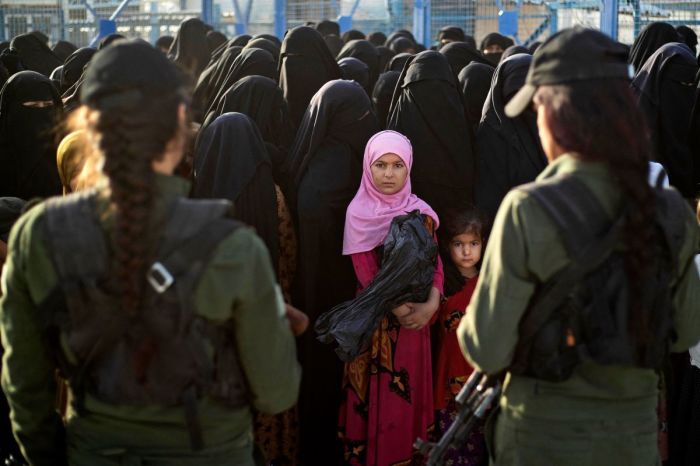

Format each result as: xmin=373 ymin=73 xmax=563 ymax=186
xmin=1 ymin=0 xmax=699 ymax=48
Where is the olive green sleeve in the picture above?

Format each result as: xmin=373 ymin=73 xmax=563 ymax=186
xmin=0 ymin=207 xmax=66 ymax=466
xmin=457 ymin=190 xmax=537 ymax=374
xmin=203 ymin=229 xmax=301 ymax=415
xmin=669 ymin=210 xmax=700 ymax=352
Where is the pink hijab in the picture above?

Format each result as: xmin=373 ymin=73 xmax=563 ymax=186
xmin=342 ymin=130 xmax=439 ymax=255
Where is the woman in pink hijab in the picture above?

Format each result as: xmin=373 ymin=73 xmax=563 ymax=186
xmin=339 ymin=130 xmax=444 ymax=466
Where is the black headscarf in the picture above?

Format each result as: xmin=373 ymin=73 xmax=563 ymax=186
xmin=676 ymin=25 xmax=697 ymax=57
xmin=60 ymin=47 xmax=96 ymax=94
xmin=0 ymin=62 xmax=8 ymax=89
xmin=192 ymin=112 xmax=279 ymax=271
xmin=324 ymin=34 xmax=344 ymax=57
xmin=0 ymin=42 xmax=9 ymax=54
xmin=289 ymin=80 xmax=379 ymax=465
xmin=389 ymin=37 xmax=416 ymax=54
xmin=231 ymin=34 xmax=252 ymax=47
xmin=206 ymin=31 xmax=227 ymax=53
xmin=191 ymin=45 xmax=243 ymax=121
xmin=9 ymin=33 xmax=62 ymax=77
xmin=458 ymin=62 xmax=494 ymax=131
xmin=387 ymin=52 xmax=413 ymax=72
xmin=201 ymin=75 xmax=293 ymax=184
xmin=376 ymin=45 xmax=395 ymax=72
xmin=337 ymin=40 xmax=380 ymax=92
xmin=479 ymin=32 xmax=514 ymax=65
xmin=631 ymin=43 xmax=699 ymax=198
xmin=439 ymin=41 xmax=491 ymax=76
xmin=30 ymin=31 xmax=49 ymax=45
xmin=97 ymin=33 xmax=125 ymax=50
xmin=205 ymin=47 xmax=276 ymax=117
xmin=387 ymin=50 xmax=475 ymax=219
xmin=279 ymin=26 xmax=342 ymax=130
xmin=629 ymin=22 xmax=680 ymax=73
xmin=52 ymin=40 xmax=78 ymax=62
xmin=156 ymin=35 xmax=175 ymax=51
xmin=0 ymin=71 xmax=63 ymax=199
xmin=168 ymin=18 xmax=211 ymax=79
xmin=528 ymin=41 xmax=541 ymax=54
xmin=368 ymin=32 xmax=387 ymax=47
xmin=338 ymin=57 xmax=369 ymax=92
xmin=254 ymin=34 xmax=281 ymax=46
xmin=244 ymin=37 xmax=280 ymax=64
xmin=372 ymin=70 xmax=400 ymax=129
xmin=342 ymin=29 xmax=365 ymax=43
xmin=475 ymin=54 xmax=546 ymax=221
xmin=386 ymin=30 xmax=416 ymax=49
xmin=502 ymin=45 xmax=530 ymax=61
xmin=438 ymin=26 xmax=465 ymax=43
xmin=316 ymin=20 xmax=340 ymax=38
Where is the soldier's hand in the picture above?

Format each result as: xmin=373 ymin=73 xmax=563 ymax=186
xmin=285 ymin=303 xmax=309 ymax=336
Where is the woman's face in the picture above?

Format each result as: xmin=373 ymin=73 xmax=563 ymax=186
xmin=370 ymin=152 xmax=408 ymax=195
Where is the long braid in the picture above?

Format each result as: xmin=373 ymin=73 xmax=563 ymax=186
xmin=88 ymin=96 xmax=181 ymax=314
xmin=535 ymin=81 xmax=658 ymax=360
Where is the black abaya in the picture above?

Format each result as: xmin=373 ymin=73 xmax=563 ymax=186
xmin=439 ymin=41 xmax=491 ymax=77
xmin=631 ymin=42 xmax=699 ymax=198
xmin=338 ymin=57 xmax=370 ymax=93
xmin=288 ymin=79 xmax=379 ymax=466
xmin=167 ymin=17 xmax=211 ymax=79
xmin=9 ymin=33 xmax=62 ymax=77
xmin=0 ymin=71 xmax=63 ymax=199
xmin=458 ymin=62 xmax=495 ymax=131
xmin=475 ymin=53 xmax=547 ymax=221
xmin=629 ymin=22 xmax=680 ymax=73
xmin=191 ymin=45 xmax=243 ymax=121
xmin=336 ymin=39 xmax=380 ymax=92
xmin=52 ymin=40 xmax=78 ymax=62
xmin=60 ymin=47 xmax=96 ymax=94
xmin=372 ymin=70 xmax=400 ymax=129
xmin=387 ymin=50 xmax=475 ymax=221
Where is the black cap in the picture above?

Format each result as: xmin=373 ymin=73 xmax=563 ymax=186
xmin=505 ymin=26 xmax=632 ymax=117
xmin=81 ymin=40 xmax=185 ymax=110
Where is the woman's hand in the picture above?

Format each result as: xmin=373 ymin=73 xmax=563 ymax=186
xmin=285 ymin=303 xmax=309 ymax=336
xmin=391 ymin=303 xmax=413 ymax=318
xmin=398 ymin=287 xmax=441 ymax=331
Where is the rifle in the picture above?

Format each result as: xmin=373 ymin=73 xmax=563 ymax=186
xmin=414 ymin=371 xmax=501 ymax=466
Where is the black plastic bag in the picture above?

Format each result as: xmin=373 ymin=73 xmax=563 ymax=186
xmin=315 ymin=210 xmax=438 ymax=362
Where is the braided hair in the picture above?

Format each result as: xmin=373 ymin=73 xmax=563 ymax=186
xmin=534 ymin=80 xmax=658 ymax=359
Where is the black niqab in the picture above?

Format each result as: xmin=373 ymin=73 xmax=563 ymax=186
xmin=97 ymin=33 xmax=125 ymax=50
xmin=440 ymin=41 xmax=491 ymax=76
xmin=438 ymin=26 xmax=465 ymax=43
xmin=502 ymin=45 xmax=530 ymax=61
xmin=60 ymin=47 xmax=96 ymax=94
xmin=475 ymin=53 xmax=546 ymax=221
xmin=376 ymin=45 xmax=395 ymax=72
xmin=192 ymin=112 xmax=279 ymax=270
xmin=231 ymin=34 xmax=252 ymax=47
xmin=479 ymin=32 xmax=514 ymax=51
xmin=9 ymin=33 xmax=62 ymax=77
xmin=372 ymin=70 xmax=400 ymax=129
xmin=387 ymin=52 xmax=413 ymax=72
xmin=253 ymin=34 xmax=281 ymax=46
xmin=324 ymin=34 xmax=344 ymax=57
xmin=342 ymin=29 xmax=365 ymax=43
xmin=206 ymin=30 xmax=227 ymax=53
xmin=386 ymin=30 xmax=416 ymax=49
xmin=168 ymin=18 xmax=211 ymax=79
xmin=52 ymin=40 xmax=78 ymax=62
xmin=629 ymin=22 xmax=680 ymax=73
xmin=289 ymin=79 xmax=379 ymax=466
xmin=244 ymin=37 xmax=280 ymax=63
xmin=0 ymin=71 xmax=63 ymax=199
xmin=631 ymin=42 xmax=699 ymax=198
xmin=676 ymin=25 xmax=698 ymax=56
xmin=338 ymin=57 xmax=370 ymax=92
xmin=316 ymin=20 xmax=340 ymax=38
xmin=337 ymin=39 xmax=380 ymax=92
xmin=279 ymin=26 xmax=342 ymax=130
xmin=387 ymin=50 xmax=475 ymax=219
xmin=458 ymin=62 xmax=494 ymax=130
xmin=192 ymin=45 xmax=243 ymax=120
xmin=368 ymin=32 xmax=387 ymax=47
xmin=389 ymin=37 xmax=415 ymax=54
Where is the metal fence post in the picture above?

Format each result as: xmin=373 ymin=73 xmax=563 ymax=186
xmin=274 ymin=0 xmax=286 ymax=39
xmin=600 ymin=0 xmax=619 ymax=39
xmin=413 ymin=0 xmax=431 ymax=48
xmin=202 ymin=0 xmax=214 ymax=26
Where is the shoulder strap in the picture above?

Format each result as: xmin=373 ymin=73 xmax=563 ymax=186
xmin=518 ymin=175 xmax=610 ymax=256
xmin=44 ymin=190 xmax=109 ymax=285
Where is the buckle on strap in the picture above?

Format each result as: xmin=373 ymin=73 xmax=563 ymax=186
xmin=147 ymin=262 xmax=174 ymax=293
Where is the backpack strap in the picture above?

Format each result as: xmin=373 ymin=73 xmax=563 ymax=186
xmin=510 ymin=176 xmax=625 ymax=375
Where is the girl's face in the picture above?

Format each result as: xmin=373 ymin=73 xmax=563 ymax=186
xmin=370 ymin=152 xmax=408 ymax=195
xmin=449 ymin=231 xmax=482 ymax=278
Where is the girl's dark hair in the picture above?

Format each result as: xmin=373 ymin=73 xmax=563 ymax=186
xmin=439 ymin=206 xmax=489 ymax=297
xmin=87 ymin=94 xmax=184 ymax=314
xmin=534 ymin=80 xmax=657 ymax=359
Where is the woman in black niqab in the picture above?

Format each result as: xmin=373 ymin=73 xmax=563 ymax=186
xmin=206 ymin=30 xmax=227 ymax=54
xmin=439 ymin=41 xmax=491 ymax=76
xmin=387 ymin=52 xmax=412 ymax=71
xmin=337 ymin=39 xmax=380 ymax=91
xmin=288 ymin=78 xmax=379 ymax=466
xmin=60 ymin=47 xmax=96 ymax=94
xmin=323 ymin=34 xmax=344 ymax=57
xmin=502 ymin=44 xmax=530 ymax=61
xmin=389 ymin=36 xmax=416 ymax=55
xmin=278 ymin=26 xmax=342 ymax=130
xmin=631 ymin=42 xmax=699 ymax=198
xmin=475 ymin=53 xmax=546 ymax=221
xmin=342 ymin=29 xmax=365 ymax=43
xmin=387 ymin=50 xmax=475 ymax=220
xmin=97 ymin=33 xmax=125 ymax=50
xmin=52 ymin=40 xmax=77 ymax=62
xmin=0 ymin=70 xmax=63 ymax=199
xmin=201 ymin=76 xmax=293 ymax=185
xmin=338 ymin=57 xmax=370 ymax=93
xmin=192 ymin=112 xmax=279 ymax=270
xmin=676 ymin=25 xmax=698 ymax=56
xmin=168 ymin=17 xmax=211 ymax=79
xmin=372 ymin=70 xmax=400 ymax=129
xmin=191 ymin=45 xmax=243 ymax=121
xmin=231 ymin=34 xmax=252 ymax=47
xmin=479 ymin=32 xmax=514 ymax=65
xmin=244 ymin=37 xmax=280 ymax=63
xmin=8 ymin=33 xmax=62 ymax=77
xmin=629 ymin=22 xmax=680 ymax=73
xmin=458 ymin=62 xmax=494 ymax=131
xmin=376 ymin=45 xmax=395 ymax=72
xmin=316 ymin=20 xmax=340 ymax=38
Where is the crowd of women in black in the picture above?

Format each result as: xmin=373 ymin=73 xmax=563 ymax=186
xmin=0 ymin=16 xmax=700 ymax=466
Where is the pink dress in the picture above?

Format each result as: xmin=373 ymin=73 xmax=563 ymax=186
xmin=339 ymin=225 xmax=444 ymax=466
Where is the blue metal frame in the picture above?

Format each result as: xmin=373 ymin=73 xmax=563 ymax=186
xmin=274 ymin=0 xmax=286 ymax=39
xmin=600 ymin=0 xmax=619 ymax=39
xmin=412 ymin=0 xmax=431 ymax=48
xmin=231 ymin=0 xmax=253 ymax=34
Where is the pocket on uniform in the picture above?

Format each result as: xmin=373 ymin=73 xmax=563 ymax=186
xmin=513 ymin=421 xmax=593 ymax=466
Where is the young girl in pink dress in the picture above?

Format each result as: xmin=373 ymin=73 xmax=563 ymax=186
xmin=339 ymin=130 xmax=444 ymax=466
